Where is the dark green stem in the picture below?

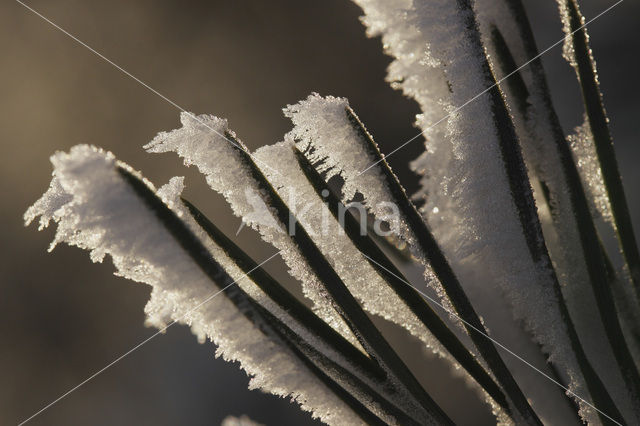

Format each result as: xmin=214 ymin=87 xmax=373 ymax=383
xmin=117 ymin=167 xmax=409 ymax=424
xmin=294 ymin=146 xmax=510 ymax=414
xmin=564 ymin=0 xmax=640 ymax=303
xmin=495 ymin=1 xmax=640 ymax=421
xmin=345 ymin=104 xmax=541 ymax=425
xmin=488 ymin=30 xmax=623 ymax=421
xmin=223 ymin=132 xmax=453 ymax=425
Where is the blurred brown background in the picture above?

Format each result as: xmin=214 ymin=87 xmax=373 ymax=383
xmin=1 ymin=0 xmax=638 ymax=425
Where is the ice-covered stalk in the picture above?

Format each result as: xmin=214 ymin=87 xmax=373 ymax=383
xmin=289 ymin=93 xmax=540 ymax=424
xmin=350 ymin=105 xmax=543 ymax=425
xmin=558 ymin=0 xmax=640 ymax=301
xmin=120 ymin=170 xmax=417 ymax=426
xmin=293 ymin=147 xmax=509 ymax=413
xmin=480 ymin=1 xmax=640 ymax=421
xmin=488 ymin=20 xmax=630 ymax=424
xmin=239 ymin=172 xmax=452 ymax=424
xmin=24 ymin=145 xmax=394 ymax=425
xmin=146 ymin=116 xmax=452 ymax=424
xmin=182 ymin=199 xmax=382 ymax=382
xmin=184 ymin=196 xmax=454 ymax=424
xmin=486 ymin=40 xmax=625 ymax=425
xmin=559 ymin=1 xmax=640 ymax=409
xmin=350 ymin=0 xmax=636 ymax=421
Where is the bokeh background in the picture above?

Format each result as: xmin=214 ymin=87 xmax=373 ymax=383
xmin=1 ymin=0 xmax=638 ymax=425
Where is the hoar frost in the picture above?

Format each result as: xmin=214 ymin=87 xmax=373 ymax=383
xmin=473 ymin=0 xmax=637 ymax=422
xmin=286 ymin=93 xmax=518 ymax=423
xmin=349 ymin=0 xmax=618 ymax=423
xmin=285 ymin=94 xmax=448 ymax=311
xmin=567 ymin=119 xmax=612 ymax=223
xmin=145 ymin=112 xmax=449 ymax=423
xmin=144 ymin=112 xmax=359 ymax=350
xmin=23 ymin=0 xmax=639 ymax=423
xmin=24 ymin=145 xmax=371 ymax=426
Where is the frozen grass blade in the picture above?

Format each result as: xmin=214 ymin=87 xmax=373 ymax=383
xmin=25 ymin=146 xmax=382 ymax=425
xmin=484 ymin=2 xmax=640 ymax=421
xmin=560 ymin=4 xmax=640 ymax=401
xmin=147 ymin=118 xmax=452 ymax=424
xmin=289 ymin=91 xmax=539 ymax=423
xmin=343 ymin=106 xmax=542 ymax=425
xmin=293 ymin=146 xmax=511 ymax=414
xmin=221 ymin=132 xmax=453 ymax=425
xmin=181 ymin=199 xmax=382 ymax=382
xmin=484 ymin=36 xmax=625 ymax=423
xmin=559 ymin=0 xmax=640 ymax=302
xmin=118 ymin=168 xmax=388 ymax=424
xmin=120 ymin=176 xmax=420 ymax=425
xmin=146 ymin=113 xmax=357 ymax=347
xmin=249 ymin=302 xmax=420 ymax=426
xmin=183 ymin=200 xmax=438 ymax=425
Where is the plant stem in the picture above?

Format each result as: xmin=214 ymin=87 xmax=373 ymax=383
xmin=497 ymin=1 xmax=640 ymax=420
xmin=224 ymin=132 xmax=454 ymax=425
xmin=563 ymin=0 xmax=640 ymax=303
xmin=117 ymin=166 xmax=419 ymax=425
xmin=488 ymin=29 xmax=624 ymax=421
xmin=345 ymin=105 xmax=541 ymax=425
xmin=294 ymin=146 xmax=511 ymax=414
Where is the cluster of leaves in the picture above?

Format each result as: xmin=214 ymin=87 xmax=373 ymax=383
xmin=26 ymin=0 xmax=639 ymax=425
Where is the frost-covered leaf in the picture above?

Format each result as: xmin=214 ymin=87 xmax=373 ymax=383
xmin=145 ymin=114 xmax=451 ymax=424
xmin=24 ymin=145 xmax=405 ymax=426
xmin=286 ymin=92 xmax=545 ymax=424
xmin=145 ymin=113 xmax=356 ymax=348
xmin=348 ymin=0 xmax=636 ymax=423
xmin=472 ymin=1 xmax=639 ymax=422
